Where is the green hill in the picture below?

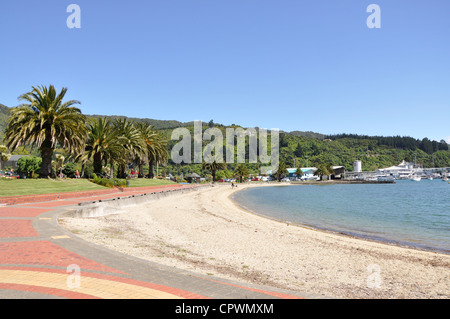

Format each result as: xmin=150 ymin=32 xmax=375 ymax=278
xmin=1 ymin=103 xmax=449 ymax=175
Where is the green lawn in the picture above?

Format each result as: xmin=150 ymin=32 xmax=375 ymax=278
xmin=0 ymin=178 xmax=178 ymax=197
xmin=0 ymin=179 xmax=108 ymax=197
xmin=127 ymin=178 xmax=177 ymax=187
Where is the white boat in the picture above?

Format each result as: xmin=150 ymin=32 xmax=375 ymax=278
xmin=373 ymin=174 xmax=395 ymax=182
xmin=377 ymin=175 xmax=395 ymax=182
xmin=411 ymin=176 xmax=421 ymax=182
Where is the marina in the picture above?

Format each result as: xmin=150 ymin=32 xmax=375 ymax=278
xmin=344 ymin=160 xmax=450 ymax=182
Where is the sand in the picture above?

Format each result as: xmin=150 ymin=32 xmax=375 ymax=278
xmin=58 ymin=183 xmax=450 ymax=299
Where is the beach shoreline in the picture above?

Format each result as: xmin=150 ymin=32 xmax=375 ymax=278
xmin=229 ymin=184 xmax=450 ymax=256
xmin=59 ymin=183 xmax=450 ymax=299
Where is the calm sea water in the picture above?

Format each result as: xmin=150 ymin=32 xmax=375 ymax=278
xmin=231 ymin=180 xmax=450 ymax=254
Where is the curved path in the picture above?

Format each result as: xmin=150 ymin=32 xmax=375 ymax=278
xmin=0 ymin=184 xmax=310 ymax=299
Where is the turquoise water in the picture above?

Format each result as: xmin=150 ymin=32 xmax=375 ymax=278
xmin=231 ymin=180 xmax=450 ymax=254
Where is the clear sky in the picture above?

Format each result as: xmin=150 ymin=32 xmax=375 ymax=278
xmin=1 ymin=1 xmax=449 ymax=142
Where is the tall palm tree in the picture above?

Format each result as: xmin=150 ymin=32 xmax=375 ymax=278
xmin=135 ymin=122 xmax=168 ymax=178
xmin=79 ymin=117 xmax=122 ymax=175
xmin=4 ymin=85 xmax=87 ymax=178
xmin=113 ymin=119 xmax=145 ymax=178
xmin=202 ymin=160 xmax=226 ymax=182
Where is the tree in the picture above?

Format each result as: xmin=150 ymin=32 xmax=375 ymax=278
xmin=4 ymin=85 xmax=87 ymax=178
xmin=54 ymin=154 xmax=65 ymax=178
xmin=0 ymin=145 xmax=11 ymax=170
xmin=315 ymin=163 xmax=334 ymax=180
xmin=234 ymin=163 xmax=249 ymax=183
xmin=63 ymin=162 xmax=77 ymax=178
xmin=135 ymin=121 xmax=169 ymax=178
xmin=295 ymin=166 xmax=303 ymax=180
xmin=17 ymin=156 xmax=42 ymax=178
xmin=273 ymin=161 xmax=288 ymax=181
xmin=1 ymin=153 xmax=11 ymax=170
xmin=294 ymin=143 xmax=303 ymax=157
xmin=80 ymin=117 xmax=122 ymax=175
xmin=202 ymin=160 xmax=226 ymax=182
xmin=113 ymin=119 xmax=145 ymax=178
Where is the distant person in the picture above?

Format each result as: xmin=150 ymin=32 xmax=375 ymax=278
xmin=75 ymin=170 xmax=80 ymax=179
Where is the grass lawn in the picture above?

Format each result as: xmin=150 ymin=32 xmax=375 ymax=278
xmin=0 ymin=178 xmax=108 ymax=197
xmin=0 ymin=178 xmax=179 ymax=197
xmin=127 ymin=178 xmax=177 ymax=188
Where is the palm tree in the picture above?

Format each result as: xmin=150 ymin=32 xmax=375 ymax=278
xmin=202 ymin=160 xmax=226 ymax=182
xmin=113 ymin=119 xmax=145 ymax=178
xmin=135 ymin=121 xmax=168 ymax=178
xmin=273 ymin=161 xmax=288 ymax=181
xmin=79 ymin=117 xmax=122 ymax=175
xmin=234 ymin=163 xmax=249 ymax=183
xmin=4 ymin=85 xmax=87 ymax=178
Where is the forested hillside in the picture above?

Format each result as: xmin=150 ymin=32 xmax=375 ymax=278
xmin=1 ymin=103 xmax=449 ymax=178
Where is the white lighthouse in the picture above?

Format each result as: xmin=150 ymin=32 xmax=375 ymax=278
xmin=353 ymin=160 xmax=362 ymax=173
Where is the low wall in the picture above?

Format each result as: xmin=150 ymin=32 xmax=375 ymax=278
xmin=63 ymin=185 xmax=210 ymax=218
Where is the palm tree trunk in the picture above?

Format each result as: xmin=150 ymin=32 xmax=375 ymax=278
xmin=39 ymin=145 xmax=54 ymax=178
xmin=138 ymin=160 xmax=144 ymax=178
xmin=147 ymin=159 xmax=155 ymax=178
xmin=93 ymin=152 xmax=102 ymax=174
xmin=117 ymin=164 xmax=127 ymax=179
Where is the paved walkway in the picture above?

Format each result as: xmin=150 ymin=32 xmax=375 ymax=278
xmin=0 ymin=184 xmax=311 ymax=299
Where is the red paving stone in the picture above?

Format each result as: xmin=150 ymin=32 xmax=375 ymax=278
xmin=0 ymin=207 xmax=53 ymax=218
xmin=0 ymin=184 xmax=189 ymax=206
xmin=0 ymin=241 xmax=127 ymax=275
xmin=0 ymin=184 xmax=306 ymax=299
xmin=0 ymin=220 xmax=39 ymax=238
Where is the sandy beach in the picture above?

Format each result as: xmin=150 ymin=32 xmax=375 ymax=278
xmin=59 ymin=183 xmax=450 ymax=299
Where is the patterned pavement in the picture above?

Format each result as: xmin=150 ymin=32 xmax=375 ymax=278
xmin=0 ymin=184 xmax=310 ymax=299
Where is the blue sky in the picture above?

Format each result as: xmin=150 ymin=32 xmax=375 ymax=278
xmin=1 ymin=1 xmax=449 ymax=142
